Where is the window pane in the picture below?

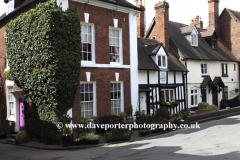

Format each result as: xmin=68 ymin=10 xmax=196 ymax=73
xmin=158 ymin=56 xmax=161 ymax=66
xmin=191 ymin=95 xmax=194 ymax=105
xmin=195 ymin=95 xmax=197 ymax=104
xmin=162 ymin=56 xmax=166 ymax=67
xmin=165 ymin=90 xmax=169 ymax=102
xmin=170 ymin=90 xmax=174 ymax=101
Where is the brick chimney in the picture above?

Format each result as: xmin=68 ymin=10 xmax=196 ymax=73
xmin=154 ymin=1 xmax=170 ymax=50
xmin=190 ymin=15 xmax=203 ymax=28
xmin=208 ymin=0 xmax=219 ymax=35
xmin=136 ymin=0 xmax=145 ymax=38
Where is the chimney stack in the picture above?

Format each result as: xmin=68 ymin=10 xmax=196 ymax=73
xmin=190 ymin=15 xmax=203 ymax=28
xmin=154 ymin=1 xmax=170 ymax=50
xmin=208 ymin=0 xmax=219 ymax=35
xmin=136 ymin=0 xmax=145 ymax=38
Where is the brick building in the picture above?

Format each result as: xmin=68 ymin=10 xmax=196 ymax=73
xmin=0 ymin=0 xmax=141 ymax=133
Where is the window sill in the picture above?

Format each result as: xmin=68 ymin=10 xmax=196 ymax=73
xmin=6 ymin=116 xmax=15 ymax=122
xmin=222 ymin=75 xmax=228 ymax=77
xmin=110 ymin=62 xmax=122 ymax=65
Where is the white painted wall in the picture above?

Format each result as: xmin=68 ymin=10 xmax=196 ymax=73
xmin=187 ymin=60 xmax=239 ymax=108
xmin=129 ymin=11 xmax=139 ymax=115
xmin=56 ymin=0 xmax=68 ymax=11
xmin=168 ymin=72 xmax=174 ymax=84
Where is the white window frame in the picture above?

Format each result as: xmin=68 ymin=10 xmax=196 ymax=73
xmin=7 ymin=0 xmax=14 ymax=15
xmin=201 ymin=63 xmax=208 ymax=75
xmin=161 ymin=89 xmax=175 ymax=102
xmin=110 ymin=81 xmax=124 ymax=114
xmin=6 ymin=80 xmax=15 ymax=121
xmin=157 ymin=55 xmax=167 ymax=68
xmin=81 ymin=22 xmax=95 ymax=64
xmin=109 ymin=27 xmax=123 ymax=65
xmin=80 ymin=81 xmax=96 ymax=118
xmin=191 ymin=34 xmax=198 ymax=46
xmin=191 ymin=88 xmax=198 ymax=107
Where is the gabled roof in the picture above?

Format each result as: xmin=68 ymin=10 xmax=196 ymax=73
xmin=213 ymin=77 xmax=225 ymax=88
xmin=200 ymin=76 xmax=212 ymax=88
xmin=145 ymin=16 xmax=239 ymax=62
xmin=138 ymin=38 xmax=188 ymax=72
xmin=226 ymin=8 xmax=240 ymax=22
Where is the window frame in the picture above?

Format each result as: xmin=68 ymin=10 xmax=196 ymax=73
xmin=7 ymin=0 xmax=14 ymax=15
xmin=191 ymin=88 xmax=198 ymax=107
xmin=161 ymin=89 xmax=175 ymax=102
xmin=191 ymin=34 xmax=198 ymax=47
xmin=6 ymin=80 xmax=15 ymax=121
xmin=201 ymin=63 xmax=208 ymax=75
xmin=81 ymin=22 xmax=95 ymax=64
xmin=222 ymin=86 xmax=228 ymax=100
xmin=158 ymin=55 xmax=167 ymax=68
xmin=110 ymin=81 xmax=124 ymax=114
xmin=80 ymin=82 xmax=96 ymax=118
xmin=109 ymin=27 xmax=123 ymax=65
xmin=222 ymin=63 xmax=228 ymax=77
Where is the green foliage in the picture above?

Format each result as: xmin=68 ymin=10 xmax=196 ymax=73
xmin=3 ymin=69 xmax=13 ymax=80
xmin=198 ymin=102 xmax=210 ymax=109
xmin=5 ymin=0 xmax=81 ymax=143
xmin=208 ymin=105 xmax=219 ymax=111
xmin=82 ymin=133 xmax=99 ymax=140
xmin=155 ymin=107 xmax=171 ymax=120
xmin=126 ymin=104 xmax=133 ymax=115
xmin=15 ymin=130 xmax=30 ymax=144
xmin=91 ymin=116 xmax=98 ymax=123
xmin=111 ymin=112 xmax=118 ymax=116
xmin=118 ymin=111 xmax=127 ymax=118
xmin=79 ymin=118 xmax=95 ymax=133
xmin=104 ymin=128 xmax=125 ymax=138
xmin=63 ymin=126 xmax=72 ymax=134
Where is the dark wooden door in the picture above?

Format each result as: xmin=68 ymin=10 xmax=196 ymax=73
xmin=212 ymin=88 xmax=217 ymax=106
xmin=201 ymin=89 xmax=206 ymax=102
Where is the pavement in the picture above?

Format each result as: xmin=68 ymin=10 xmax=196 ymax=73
xmin=1 ymin=114 xmax=240 ymax=160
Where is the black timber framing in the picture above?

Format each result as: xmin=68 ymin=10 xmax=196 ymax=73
xmin=182 ymin=71 xmax=186 ymax=109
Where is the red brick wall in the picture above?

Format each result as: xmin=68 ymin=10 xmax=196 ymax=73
xmin=69 ymin=1 xmax=131 ymax=123
xmin=137 ymin=5 xmax=145 ymax=38
xmin=72 ymin=68 xmax=131 ymax=124
xmin=149 ymin=1 xmax=170 ymax=50
xmin=69 ymin=1 xmax=130 ymax=65
xmin=208 ymin=0 xmax=220 ymax=35
xmin=220 ymin=9 xmax=240 ymax=60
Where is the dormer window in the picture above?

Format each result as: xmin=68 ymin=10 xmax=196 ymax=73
xmin=212 ymin=38 xmax=217 ymax=49
xmin=191 ymin=34 xmax=198 ymax=46
xmin=158 ymin=55 xmax=167 ymax=68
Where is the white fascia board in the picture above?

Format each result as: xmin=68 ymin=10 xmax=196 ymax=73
xmin=81 ymin=63 xmax=130 ymax=68
xmin=72 ymin=0 xmax=141 ymax=14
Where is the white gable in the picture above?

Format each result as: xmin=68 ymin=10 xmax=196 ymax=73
xmin=191 ymin=26 xmax=199 ymax=35
xmin=157 ymin=46 xmax=167 ymax=56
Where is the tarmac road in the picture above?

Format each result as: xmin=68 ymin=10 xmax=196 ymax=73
xmin=1 ymin=114 xmax=240 ymax=160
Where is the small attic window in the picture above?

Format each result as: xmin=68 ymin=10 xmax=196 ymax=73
xmin=191 ymin=34 xmax=198 ymax=46
xmin=7 ymin=0 xmax=14 ymax=15
xmin=212 ymin=38 xmax=217 ymax=49
xmin=158 ymin=55 xmax=167 ymax=68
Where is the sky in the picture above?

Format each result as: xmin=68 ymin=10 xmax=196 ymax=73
xmin=127 ymin=0 xmax=240 ymax=29
xmin=0 ymin=0 xmax=240 ymax=28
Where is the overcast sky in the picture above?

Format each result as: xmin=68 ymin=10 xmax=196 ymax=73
xmin=1 ymin=0 xmax=240 ymax=28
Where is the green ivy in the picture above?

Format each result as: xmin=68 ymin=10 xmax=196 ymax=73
xmin=5 ymin=0 xmax=81 ymax=143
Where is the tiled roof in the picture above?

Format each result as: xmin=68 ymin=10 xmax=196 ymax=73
xmin=138 ymin=38 xmax=188 ymax=72
xmin=200 ymin=30 xmax=215 ymax=37
xmin=213 ymin=77 xmax=225 ymax=87
xmin=200 ymin=76 xmax=212 ymax=88
xmin=226 ymin=8 xmax=240 ymax=21
xmin=169 ymin=21 xmax=239 ymax=61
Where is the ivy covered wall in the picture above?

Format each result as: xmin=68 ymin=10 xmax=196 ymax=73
xmin=5 ymin=0 xmax=81 ymax=143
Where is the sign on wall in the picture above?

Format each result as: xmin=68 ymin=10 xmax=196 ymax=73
xmin=160 ymin=72 xmax=166 ymax=83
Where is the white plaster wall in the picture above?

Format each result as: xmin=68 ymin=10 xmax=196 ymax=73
xmin=57 ymin=0 xmax=68 ymax=11
xmin=187 ymin=60 xmax=239 ymax=108
xmin=176 ymin=72 xmax=183 ymax=84
xmin=138 ymin=70 xmax=148 ymax=84
xmin=129 ymin=12 xmax=139 ymax=115
xmin=168 ymin=72 xmax=174 ymax=84
xmin=149 ymin=71 xmax=158 ymax=84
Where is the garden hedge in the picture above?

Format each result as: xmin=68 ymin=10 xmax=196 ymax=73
xmin=5 ymin=0 xmax=81 ymax=143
